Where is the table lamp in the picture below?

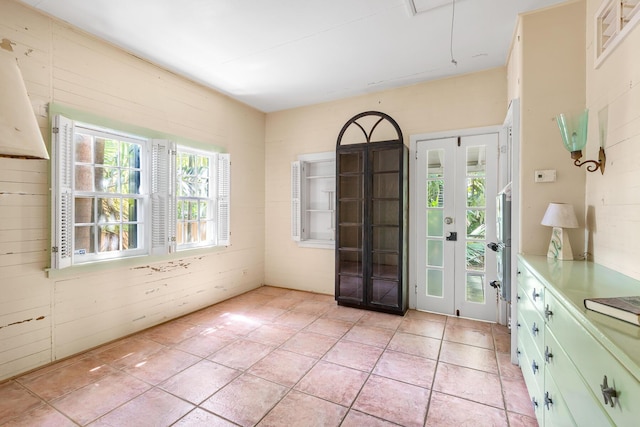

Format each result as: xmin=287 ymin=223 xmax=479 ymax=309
xmin=541 ymin=203 xmax=579 ymax=260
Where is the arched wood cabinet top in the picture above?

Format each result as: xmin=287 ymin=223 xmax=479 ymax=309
xmin=336 ymin=111 xmax=403 ymax=147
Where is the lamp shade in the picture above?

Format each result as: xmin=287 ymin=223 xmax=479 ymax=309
xmin=541 ymin=203 xmax=578 ymax=229
xmin=556 ymin=109 xmax=588 ymax=153
xmin=0 ymin=50 xmax=49 ymax=159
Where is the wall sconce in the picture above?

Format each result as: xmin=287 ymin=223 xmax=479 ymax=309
xmin=541 ymin=203 xmax=579 ymax=260
xmin=556 ymin=109 xmax=605 ymax=174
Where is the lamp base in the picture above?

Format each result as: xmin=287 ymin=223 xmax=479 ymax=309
xmin=547 ymin=227 xmax=574 ymax=260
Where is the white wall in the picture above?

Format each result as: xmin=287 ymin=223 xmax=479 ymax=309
xmin=265 ymin=68 xmax=508 ymax=295
xmin=586 ymin=0 xmax=640 ymax=278
xmin=508 ymin=0 xmax=587 ymax=257
xmin=0 ymin=0 xmax=265 ymax=381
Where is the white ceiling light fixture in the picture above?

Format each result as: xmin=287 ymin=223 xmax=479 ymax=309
xmin=0 ymin=50 xmax=49 ymax=159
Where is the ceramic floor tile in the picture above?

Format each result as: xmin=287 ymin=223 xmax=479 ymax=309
xmin=398 ymin=317 xmax=445 ymax=339
xmin=445 ymin=316 xmax=493 ymax=332
xmin=210 ymin=311 xmax=264 ymax=336
xmin=123 ymin=347 xmax=200 ymax=385
xmin=356 ymin=311 xmax=403 ymax=330
xmin=295 ymin=361 xmax=369 ymax=406
xmin=432 ymin=362 xmax=504 ymax=408
xmin=304 ymin=317 xmax=352 ymax=338
xmin=280 ymin=330 xmax=338 ymax=358
xmin=201 ymin=374 xmax=288 ymax=427
xmin=0 ymin=381 xmax=44 ymax=425
xmin=263 ymin=296 xmax=305 ymax=310
xmin=507 ymin=411 xmax=539 ymax=427
xmin=290 ymin=299 xmax=333 ymax=316
xmin=502 ymin=376 xmax=537 ymax=417
xmin=245 ymin=305 xmax=288 ymax=321
xmin=444 ymin=324 xmax=495 ymax=349
xmin=353 ymin=375 xmax=430 ymax=427
xmin=494 ymin=330 xmax=511 ymax=353
xmin=257 ymin=390 xmax=347 ymax=427
xmin=159 ymin=359 xmax=240 ymax=404
xmin=173 ymin=330 xmax=237 ymax=358
xmin=208 ymin=338 xmax=274 ymax=370
xmin=253 ymin=286 xmax=292 ymax=296
xmin=50 ymin=371 xmax=150 ymax=425
xmin=343 ymin=324 xmax=394 ymax=348
xmin=17 ymin=354 xmax=117 ymax=401
xmin=405 ymin=309 xmax=447 ymax=323
xmin=341 ymin=410 xmax=400 ymax=427
xmin=426 ymin=391 xmax=508 ymax=426
xmin=140 ymin=320 xmax=204 ymax=346
xmin=439 ymin=341 xmax=498 ymax=374
xmin=497 ymin=352 xmax=523 ymax=379
xmin=95 ymin=337 xmax=166 ymax=370
xmin=173 ymin=408 xmax=239 ymax=426
xmin=321 ymin=306 xmax=364 ymax=323
xmin=93 ymin=388 xmax=193 ymax=426
xmin=373 ymin=349 xmax=437 ymax=388
xmin=2 ymin=403 xmax=76 ymax=427
xmin=272 ymin=311 xmax=318 ymax=329
xmin=387 ymin=331 xmax=442 ymax=360
xmin=322 ymin=340 xmax=384 ymax=372
xmin=244 ymin=324 xmax=298 ymax=347
xmin=247 ymin=349 xmax=316 ymax=387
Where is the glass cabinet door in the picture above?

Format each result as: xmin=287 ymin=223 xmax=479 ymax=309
xmin=369 ymin=147 xmax=401 ymax=308
xmin=337 ymin=150 xmax=364 ymax=303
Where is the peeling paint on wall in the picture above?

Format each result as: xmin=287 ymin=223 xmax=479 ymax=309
xmin=0 ymin=316 xmax=45 ymax=330
xmin=132 ymin=260 xmax=191 ymax=273
xmin=0 ymin=38 xmax=15 ymax=52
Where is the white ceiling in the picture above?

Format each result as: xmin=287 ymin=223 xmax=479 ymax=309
xmin=20 ymin=0 xmax=568 ymax=112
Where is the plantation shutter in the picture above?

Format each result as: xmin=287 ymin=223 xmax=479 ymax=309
xmin=51 ymin=115 xmax=74 ymax=269
xmin=151 ymin=140 xmax=176 ymax=255
xmin=290 ymin=161 xmax=301 ymax=241
xmin=217 ymin=153 xmax=231 ymax=246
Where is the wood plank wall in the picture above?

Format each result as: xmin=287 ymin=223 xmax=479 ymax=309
xmin=0 ymin=0 xmax=265 ymax=381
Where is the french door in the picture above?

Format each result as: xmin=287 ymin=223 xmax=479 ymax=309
xmin=415 ymin=133 xmax=498 ymax=321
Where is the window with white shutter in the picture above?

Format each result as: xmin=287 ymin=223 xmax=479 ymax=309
xmin=596 ymin=0 xmax=640 ymax=66
xmin=291 ymin=152 xmax=335 ymax=249
xmin=50 ymin=114 xmax=230 ymax=269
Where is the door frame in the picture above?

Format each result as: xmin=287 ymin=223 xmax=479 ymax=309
xmin=408 ymin=125 xmax=504 ymax=311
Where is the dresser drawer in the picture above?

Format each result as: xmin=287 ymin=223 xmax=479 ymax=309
xmin=546 ymin=291 xmax=640 ymax=427
xmin=517 ymin=283 xmax=545 ymax=352
xmin=545 ymin=327 xmax=614 ymax=427
xmin=517 ymin=329 xmax=545 ymax=425
xmin=517 ymin=260 xmax=545 ymax=312
xmin=543 ymin=369 xmax=576 ymax=427
xmin=518 ymin=310 xmax=545 ymax=396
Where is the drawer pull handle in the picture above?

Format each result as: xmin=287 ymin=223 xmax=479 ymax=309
xmin=544 ymin=392 xmax=553 ymax=410
xmin=532 ymin=360 xmax=539 ymax=374
xmin=532 ymin=397 xmax=539 ymax=409
xmin=531 ymin=322 xmax=539 ymax=336
xmin=532 ymin=288 xmax=540 ymax=301
xmin=544 ymin=304 xmax=553 ymax=320
xmin=545 ymin=346 xmax=553 ymax=363
xmin=600 ymin=375 xmax=618 ymax=408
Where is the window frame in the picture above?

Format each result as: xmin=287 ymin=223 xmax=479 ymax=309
xmin=595 ymin=0 xmax=640 ymax=67
xmin=291 ymin=151 xmax=336 ymax=249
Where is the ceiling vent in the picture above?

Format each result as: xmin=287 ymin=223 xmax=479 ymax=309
xmin=405 ymin=0 xmax=452 ymax=16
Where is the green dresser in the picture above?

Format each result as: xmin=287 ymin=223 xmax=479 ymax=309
xmin=517 ymin=255 xmax=640 ymax=427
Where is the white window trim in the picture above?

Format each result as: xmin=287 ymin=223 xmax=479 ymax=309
xmin=291 ymin=151 xmax=336 ymax=249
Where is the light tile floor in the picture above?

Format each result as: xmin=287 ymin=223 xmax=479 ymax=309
xmin=0 ymin=286 xmax=538 ymax=426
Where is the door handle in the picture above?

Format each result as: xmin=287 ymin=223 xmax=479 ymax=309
xmin=446 ymin=232 xmax=457 ymax=241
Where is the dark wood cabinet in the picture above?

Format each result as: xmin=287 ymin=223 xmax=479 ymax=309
xmin=335 ymin=112 xmax=408 ymax=315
